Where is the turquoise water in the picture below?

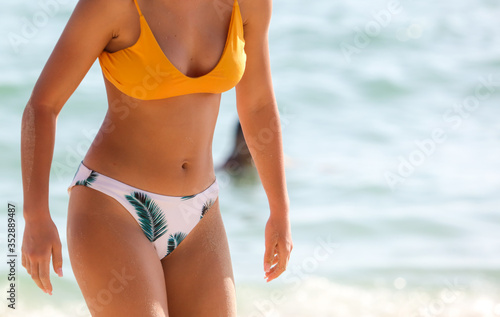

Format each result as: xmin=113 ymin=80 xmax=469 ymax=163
xmin=1 ymin=0 xmax=500 ymax=315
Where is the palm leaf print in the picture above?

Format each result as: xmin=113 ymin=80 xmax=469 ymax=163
xmin=200 ymin=199 xmax=214 ymax=219
xmin=86 ymin=171 xmax=98 ymax=184
xmin=167 ymin=232 xmax=187 ymax=256
xmin=75 ymin=171 xmax=99 ymax=187
xmin=181 ymin=194 xmax=196 ymax=200
xmin=125 ymin=192 xmax=168 ymax=242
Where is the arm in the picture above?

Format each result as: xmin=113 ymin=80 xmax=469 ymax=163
xmin=235 ymin=0 xmax=292 ymax=282
xmin=21 ymin=0 xmax=128 ymax=295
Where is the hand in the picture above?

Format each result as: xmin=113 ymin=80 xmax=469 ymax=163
xmin=21 ymin=215 xmax=63 ymax=295
xmin=263 ymin=212 xmax=293 ymax=282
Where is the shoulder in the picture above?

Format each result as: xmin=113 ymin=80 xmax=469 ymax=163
xmin=238 ymin=0 xmax=272 ymax=28
xmin=68 ymin=0 xmax=139 ymax=39
xmin=75 ymin=0 xmax=132 ymax=10
xmin=71 ymin=0 xmax=136 ymax=21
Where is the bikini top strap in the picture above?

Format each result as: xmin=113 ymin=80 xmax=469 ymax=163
xmin=132 ymin=0 xmax=143 ymax=16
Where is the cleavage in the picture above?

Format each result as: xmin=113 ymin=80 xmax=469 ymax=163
xmin=139 ymin=0 xmax=232 ymax=78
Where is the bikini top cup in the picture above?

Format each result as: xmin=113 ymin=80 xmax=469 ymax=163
xmin=98 ymin=0 xmax=247 ymax=100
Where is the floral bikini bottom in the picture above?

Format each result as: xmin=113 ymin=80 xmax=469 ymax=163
xmin=67 ymin=160 xmax=218 ymax=260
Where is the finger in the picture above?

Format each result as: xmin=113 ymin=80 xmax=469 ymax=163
xmin=263 ymin=243 xmax=277 ymax=273
xmin=266 ymin=245 xmax=289 ymax=282
xmin=30 ymin=262 xmax=47 ymax=294
xmin=39 ymin=258 xmax=53 ymax=295
xmin=264 ymin=230 xmax=279 ymax=268
xmin=25 ymin=256 xmax=31 ymax=275
xmin=265 ymin=262 xmax=286 ymax=282
xmin=271 ymin=253 xmax=279 ymax=266
xmin=279 ymin=243 xmax=291 ymax=270
xmin=265 ymin=253 xmax=280 ymax=278
xmin=265 ymin=261 xmax=280 ymax=275
xmin=264 ymin=254 xmax=280 ymax=278
xmin=52 ymin=243 xmax=63 ymax=277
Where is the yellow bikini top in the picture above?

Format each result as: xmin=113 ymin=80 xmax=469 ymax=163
xmin=98 ymin=0 xmax=246 ymax=100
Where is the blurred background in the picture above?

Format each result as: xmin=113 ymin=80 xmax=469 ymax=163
xmin=1 ymin=0 xmax=500 ymax=316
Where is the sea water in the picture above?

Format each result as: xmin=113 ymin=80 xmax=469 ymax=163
xmin=1 ymin=0 xmax=500 ymax=316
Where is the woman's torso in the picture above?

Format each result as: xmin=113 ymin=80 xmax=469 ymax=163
xmin=83 ymin=0 xmax=245 ymax=196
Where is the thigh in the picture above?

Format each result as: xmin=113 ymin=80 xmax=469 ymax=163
xmin=67 ymin=186 xmax=169 ymax=317
xmin=160 ymin=198 xmax=237 ymax=317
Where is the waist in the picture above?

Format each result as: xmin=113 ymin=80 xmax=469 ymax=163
xmin=81 ymin=80 xmax=220 ymax=195
xmin=81 ymin=118 xmax=217 ymax=196
xmin=83 ymin=148 xmax=216 ymax=197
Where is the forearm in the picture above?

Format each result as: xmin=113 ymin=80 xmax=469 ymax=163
xmin=238 ymin=102 xmax=289 ymax=215
xmin=21 ymin=100 xmax=57 ymax=220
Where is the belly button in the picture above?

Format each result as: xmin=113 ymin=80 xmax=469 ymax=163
xmin=181 ymin=162 xmax=188 ymax=169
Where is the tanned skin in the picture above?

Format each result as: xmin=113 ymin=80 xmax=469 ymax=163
xmin=21 ymin=0 xmax=292 ymax=315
